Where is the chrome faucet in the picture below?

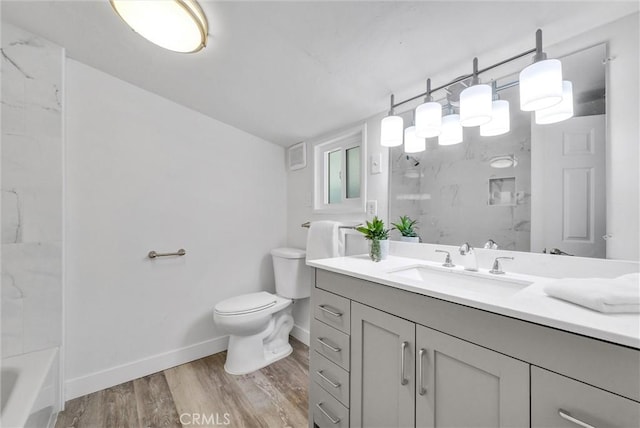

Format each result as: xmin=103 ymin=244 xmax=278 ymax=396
xmin=484 ymin=239 xmax=499 ymax=250
xmin=458 ymin=242 xmax=478 ymax=271
xmin=489 ymin=256 xmax=514 ymax=275
xmin=435 ymin=249 xmax=455 ymax=267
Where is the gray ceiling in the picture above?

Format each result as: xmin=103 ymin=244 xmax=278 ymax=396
xmin=2 ymin=1 xmax=638 ymax=146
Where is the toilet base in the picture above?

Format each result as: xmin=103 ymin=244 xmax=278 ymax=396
xmin=224 ymin=343 xmax=293 ymax=375
xmin=222 ymin=307 xmax=294 ymax=375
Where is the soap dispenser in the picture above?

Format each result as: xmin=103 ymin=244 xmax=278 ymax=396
xmin=459 ymin=242 xmax=478 ymax=271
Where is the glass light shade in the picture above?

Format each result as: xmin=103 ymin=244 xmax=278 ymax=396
xmin=110 ymin=0 xmax=208 ymax=53
xmin=438 ymin=114 xmax=463 ymax=146
xmin=489 ymin=155 xmax=518 ymax=168
xmin=480 ymin=100 xmax=510 ymax=137
xmin=404 ymin=126 xmax=426 ymax=153
xmin=380 ymin=115 xmax=404 ymax=147
xmin=535 ymin=81 xmax=574 ymax=125
xmin=519 ymin=58 xmax=563 ymax=111
xmin=415 ymin=101 xmax=442 ymax=138
xmin=460 ymin=84 xmax=493 ymax=127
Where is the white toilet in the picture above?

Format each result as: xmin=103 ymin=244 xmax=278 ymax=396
xmin=213 ymin=247 xmax=310 ymax=375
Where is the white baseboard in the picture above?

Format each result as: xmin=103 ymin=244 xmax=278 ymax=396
xmin=65 ymin=335 xmax=229 ymax=401
xmin=291 ymin=324 xmax=310 ymax=346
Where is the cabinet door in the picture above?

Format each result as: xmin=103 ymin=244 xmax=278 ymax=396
xmin=416 ymin=325 xmax=529 ymax=428
xmin=531 ymin=366 xmax=640 ymax=428
xmin=350 ymin=302 xmax=415 ymax=428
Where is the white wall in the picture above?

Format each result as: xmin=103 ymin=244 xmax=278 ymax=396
xmin=64 ymin=60 xmax=287 ymax=399
xmin=286 ymin=112 xmax=389 ymax=335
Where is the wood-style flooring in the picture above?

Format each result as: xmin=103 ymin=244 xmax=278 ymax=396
xmin=55 ymin=337 xmax=309 ymax=428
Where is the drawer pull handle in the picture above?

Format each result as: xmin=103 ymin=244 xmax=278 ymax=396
xmin=316 ymin=370 xmax=341 ymax=388
xmin=400 ymin=341 xmax=409 ymax=386
xmin=317 ymin=337 xmax=341 ymax=352
xmin=558 ymin=409 xmax=596 ymax=428
xmin=418 ymin=348 xmax=427 ymax=395
xmin=316 ymin=402 xmax=340 ymax=424
xmin=319 ymin=304 xmax=343 ymax=317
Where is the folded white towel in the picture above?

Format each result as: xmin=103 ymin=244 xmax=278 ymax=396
xmin=306 ymin=221 xmax=343 ymax=261
xmin=544 ymin=274 xmax=640 ymax=313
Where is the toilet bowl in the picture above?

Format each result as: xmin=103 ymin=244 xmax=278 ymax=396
xmin=213 ymin=248 xmax=311 ymax=375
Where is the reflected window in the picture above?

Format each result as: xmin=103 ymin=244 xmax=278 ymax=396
xmin=313 ymin=124 xmax=367 ymax=213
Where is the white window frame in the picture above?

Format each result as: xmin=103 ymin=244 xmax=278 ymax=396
xmin=313 ymin=123 xmax=367 ymax=213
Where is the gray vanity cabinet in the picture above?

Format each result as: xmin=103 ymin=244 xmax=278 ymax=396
xmin=350 ymin=302 xmax=416 ymax=428
xmin=531 ymin=366 xmax=640 ymax=427
xmin=309 ymin=268 xmax=640 ymax=428
xmin=416 ymin=325 xmax=529 ymax=427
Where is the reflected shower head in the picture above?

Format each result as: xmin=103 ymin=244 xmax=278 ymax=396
xmin=406 ymin=155 xmax=420 ymax=166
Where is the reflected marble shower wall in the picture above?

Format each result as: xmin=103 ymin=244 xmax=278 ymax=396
xmin=1 ymin=23 xmax=63 ymax=358
xmin=390 ymin=105 xmax=531 ymax=252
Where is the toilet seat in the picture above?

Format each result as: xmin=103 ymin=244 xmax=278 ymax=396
xmin=215 ymin=291 xmax=285 ymax=316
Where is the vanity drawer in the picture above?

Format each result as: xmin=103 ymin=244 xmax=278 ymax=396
xmin=313 ymin=288 xmax=351 ymax=334
xmin=311 ymin=350 xmax=350 ymax=407
xmin=531 ymin=366 xmax=640 ymax=428
xmin=312 ymin=319 xmax=350 ymax=370
xmin=311 ymin=382 xmax=349 ymax=428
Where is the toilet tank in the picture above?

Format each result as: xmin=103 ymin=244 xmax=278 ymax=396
xmin=270 ymin=248 xmax=311 ymax=299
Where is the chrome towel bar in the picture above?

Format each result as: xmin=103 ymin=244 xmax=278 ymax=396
xmin=301 ymin=221 xmax=360 ymax=229
xmin=148 ymin=249 xmax=186 ymax=259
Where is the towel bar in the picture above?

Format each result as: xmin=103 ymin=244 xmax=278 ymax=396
xmin=148 ymin=249 xmax=186 ymax=259
xmin=301 ymin=222 xmax=360 ymax=230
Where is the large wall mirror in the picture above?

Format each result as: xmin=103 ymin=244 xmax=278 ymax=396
xmin=390 ymin=43 xmax=608 ymax=258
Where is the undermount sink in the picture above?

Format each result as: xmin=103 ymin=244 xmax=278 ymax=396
xmin=387 ymin=264 xmax=533 ymax=298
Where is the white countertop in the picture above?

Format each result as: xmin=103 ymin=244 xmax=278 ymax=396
xmin=308 ymin=255 xmax=640 ymax=349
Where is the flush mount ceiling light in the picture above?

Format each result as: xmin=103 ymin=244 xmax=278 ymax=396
xmin=460 ymin=58 xmax=493 ymax=127
xmin=519 ymin=29 xmax=563 ymax=111
xmin=535 ymin=80 xmax=574 ymax=125
xmin=489 ymin=155 xmax=518 ymax=169
xmin=380 ymin=94 xmax=404 ymax=147
xmin=110 ymin=0 xmax=208 ymax=53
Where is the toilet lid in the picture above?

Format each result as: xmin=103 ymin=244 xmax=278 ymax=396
xmin=215 ymin=292 xmax=278 ymax=315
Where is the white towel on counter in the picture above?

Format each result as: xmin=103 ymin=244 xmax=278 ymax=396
xmin=306 ymin=221 xmax=343 ymax=261
xmin=543 ymin=274 xmax=640 ymax=313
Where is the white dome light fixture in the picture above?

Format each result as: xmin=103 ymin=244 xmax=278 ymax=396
xmin=380 ymin=94 xmax=404 ymax=147
xmin=439 ymin=106 xmax=463 ymax=146
xmin=535 ymin=80 xmax=574 ymax=125
xmin=489 ymin=155 xmax=518 ymax=169
xmin=519 ymin=29 xmax=563 ymax=111
xmin=460 ymin=58 xmax=493 ymax=127
xmin=404 ymin=125 xmax=426 ymax=153
xmin=415 ymin=78 xmax=442 ymax=138
xmin=110 ymin=0 xmax=208 ymax=53
xmin=481 ymin=82 xmax=510 ymax=137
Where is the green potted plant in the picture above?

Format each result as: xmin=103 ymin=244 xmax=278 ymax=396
xmin=391 ymin=215 xmax=420 ymax=243
xmin=356 ymin=216 xmax=390 ymax=262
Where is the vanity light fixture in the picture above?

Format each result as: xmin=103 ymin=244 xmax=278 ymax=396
xmin=438 ymin=106 xmax=463 ymax=146
xmin=404 ymin=114 xmax=426 ymax=153
xmin=519 ymin=29 xmax=563 ymax=111
xmin=415 ymin=79 xmax=442 ymax=138
xmin=489 ymin=154 xmax=518 ymax=168
xmin=535 ymin=80 xmax=574 ymax=125
xmin=110 ymin=0 xmax=208 ymax=53
xmin=460 ymin=58 xmax=493 ymax=127
xmin=480 ymin=81 xmax=511 ymax=137
xmin=380 ymin=94 xmax=404 ymax=147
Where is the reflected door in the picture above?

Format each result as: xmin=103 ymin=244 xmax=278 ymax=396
xmin=531 ymin=115 xmax=606 ymax=258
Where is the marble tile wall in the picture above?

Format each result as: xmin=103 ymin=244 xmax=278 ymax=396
xmin=1 ymin=22 xmax=63 ymax=358
xmin=390 ymin=93 xmax=531 ymax=252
